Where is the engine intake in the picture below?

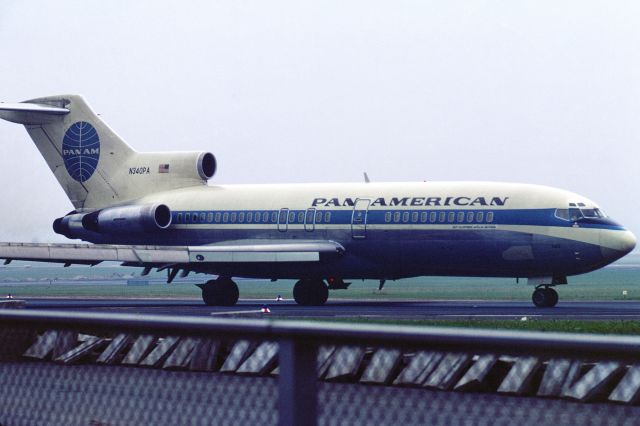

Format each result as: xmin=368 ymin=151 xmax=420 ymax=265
xmin=197 ymin=152 xmax=216 ymax=180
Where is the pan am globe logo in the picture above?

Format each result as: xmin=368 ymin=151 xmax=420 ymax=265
xmin=62 ymin=121 xmax=100 ymax=182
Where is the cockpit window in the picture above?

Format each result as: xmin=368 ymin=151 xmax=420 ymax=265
xmin=580 ymin=208 xmax=606 ymax=218
xmin=556 ymin=205 xmax=607 ymax=221
xmin=555 ymin=207 xmax=584 ymax=221
xmin=568 ymin=208 xmax=582 ymax=221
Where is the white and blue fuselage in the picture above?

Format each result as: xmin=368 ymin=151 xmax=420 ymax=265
xmin=88 ymin=181 xmax=635 ymax=282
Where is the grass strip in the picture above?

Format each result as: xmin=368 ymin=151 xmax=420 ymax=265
xmin=282 ymin=317 xmax=640 ymax=335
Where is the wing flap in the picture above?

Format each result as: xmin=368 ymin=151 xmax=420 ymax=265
xmin=0 ymin=241 xmax=344 ymax=265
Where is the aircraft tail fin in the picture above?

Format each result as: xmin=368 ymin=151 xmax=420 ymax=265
xmin=0 ymin=95 xmax=215 ymax=210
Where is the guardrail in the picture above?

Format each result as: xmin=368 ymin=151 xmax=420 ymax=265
xmin=2 ymin=309 xmax=640 ymax=425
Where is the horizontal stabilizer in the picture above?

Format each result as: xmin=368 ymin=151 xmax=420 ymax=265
xmin=0 ymin=102 xmax=69 ymax=124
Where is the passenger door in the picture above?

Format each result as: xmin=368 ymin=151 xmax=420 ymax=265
xmin=278 ymin=208 xmax=289 ymax=232
xmin=351 ymin=199 xmax=370 ymax=239
xmin=305 ymin=208 xmax=316 ymax=232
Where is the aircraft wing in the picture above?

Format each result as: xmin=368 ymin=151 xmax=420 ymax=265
xmin=0 ymin=241 xmax=345 ymax=281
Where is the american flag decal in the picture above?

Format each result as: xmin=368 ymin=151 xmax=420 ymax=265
xmin=159 ymin=164 xmax=170 ymax=173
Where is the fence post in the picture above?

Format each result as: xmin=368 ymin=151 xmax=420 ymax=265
xmin=278 ymin=339 xmax=317 ymax=426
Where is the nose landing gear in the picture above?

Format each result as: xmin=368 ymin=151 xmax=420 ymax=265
xmin=532 ymin=286 xmax=559 ymax=308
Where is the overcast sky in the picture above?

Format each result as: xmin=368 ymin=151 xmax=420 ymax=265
xmin=0 ymin=1 xmax=638 ymax=243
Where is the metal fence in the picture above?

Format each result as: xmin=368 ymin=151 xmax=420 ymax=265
xmin=2 ymin=309 xmax=640 ymax=425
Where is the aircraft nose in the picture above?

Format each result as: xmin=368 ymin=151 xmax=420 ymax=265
xmin=618 ymin=230 xmax=637 ymax=254
xmin=600 ymin=229 xmax=636 ymax=262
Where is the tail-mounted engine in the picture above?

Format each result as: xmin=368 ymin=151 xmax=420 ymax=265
xmin=53 ymin=203 xmax=172 ymax=239
xmin=133 ymin=151 xmax=216 ymax=182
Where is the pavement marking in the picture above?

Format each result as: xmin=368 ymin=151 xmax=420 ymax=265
xmin=209 ymin=309 xmax=266 ymax=316
xmin=436 ymin=314 xmax=543 ymax=317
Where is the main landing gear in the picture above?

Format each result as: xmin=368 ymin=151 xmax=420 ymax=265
xmin=198 ymin=277 xmax=239 ymax=306
xmin=532 ymin=286 xmax=559 ymax=308
xmin=293 ymin=279 xmax=329 ymax=306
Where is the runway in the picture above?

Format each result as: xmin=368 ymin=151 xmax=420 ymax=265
xmin=18 ymin=298 xmax=640 ymax=320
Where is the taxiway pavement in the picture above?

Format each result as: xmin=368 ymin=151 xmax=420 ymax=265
xmin=19 ymin=298 xmax=640 ymax=320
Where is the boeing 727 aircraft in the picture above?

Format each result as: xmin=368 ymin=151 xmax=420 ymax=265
xmin=0 ymin=95 xmax=635 ymax=307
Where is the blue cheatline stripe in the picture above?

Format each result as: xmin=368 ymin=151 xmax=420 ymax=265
xmin=169 ymin=208 xmax=625 ymax=231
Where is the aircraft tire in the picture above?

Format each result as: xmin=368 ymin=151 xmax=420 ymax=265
xmin=293 ymin=279 xmax=328 ymax=306
xmin=201 ymin=278 xmax=239 ymax=306
xmin=532 ymin=288 xmax=546 ymax=307
xmin=545 ymin=288 xmax=559 ymax=307
xmin=532 ymin=287 xmax=558 ymax=308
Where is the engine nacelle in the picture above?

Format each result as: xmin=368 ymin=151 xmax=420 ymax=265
xmin=52 ymin=213 xmax=88 ymax=238
xmin=53 ymin=204 xmax=172 ymax=238
xmin=82 ymin=204 xmax=172 ymax=234
xmin=134 ymin=151 xmax=216 ymax=182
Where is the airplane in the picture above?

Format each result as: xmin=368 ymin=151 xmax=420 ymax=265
xmin=0 ymin=95 xmax=635 ymax=308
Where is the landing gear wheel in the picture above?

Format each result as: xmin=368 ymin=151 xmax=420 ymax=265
xmin=532 ymin=287 xmax=558 ymax=308
xmin=293 ymin=279 xmax=329 ymax=306
xmin=201 ymin=277 xmax=239 ymax=306
xmin=546 ymin=287 xmax=559 ymax=307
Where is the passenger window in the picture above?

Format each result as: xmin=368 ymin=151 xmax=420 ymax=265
xmin=255 ymin=212 xmax=261 ymax=222
xmin=247 ymin=212 xmax=253 ymax=223
xmin=325 ymin=212 xmax=331 ymax=223
xmin=207 ymin=212 xmax=213 ymax=222
xmin=411 ymin=212 xmax=419 ymax=223
xmin=430 ymin=212 xmax=437 ymax=223
xmin=298 ymin=212 xmax=305 ymax=223
xmin=393 ymin=212 xmax=401 ymax=223
xmin=467 ymin=212 xmax=474 ymax=223
xmin=438 ymin=212 xmax=446 ymax=223
xmin=457 ymin=212 xmax=464 ymax=223
xmin=238 ymin=212 xmax=245 ymax=223
xmin=289 ymin=212 xmax=296 ymax=223
xmin=316 ymin=211 xmax=323 ymax=223
xmin=230 ymin=212 xmax=237 ymax=223
xmin=199 ymin=213 xmax=206 ymax=222
xmin=271 ymin=212 xmax=278 ymax=223
xmin=487 ymin=212 xmax=494 ymax=223
xmin=177 ymin=213 xmax=183 ymax=223
xmin=448 ymin=212 xmax=455 ymax=223
xmin=223 ymin=212 xmax=229 ymax=223
xmin=421 ymin=212 xmax=428 ymax=223
xmin=402 ymin=212 xmax=409 ymax=223
xmin=215 ymin=212 xmax=221 ymax=223
xmin=185 ymin=213 xmax=191 ymax=223
xmin=476 ymin=211 xmax=484 ymax=222
xmin=385 ymin=212 xmax=392 ymax=223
